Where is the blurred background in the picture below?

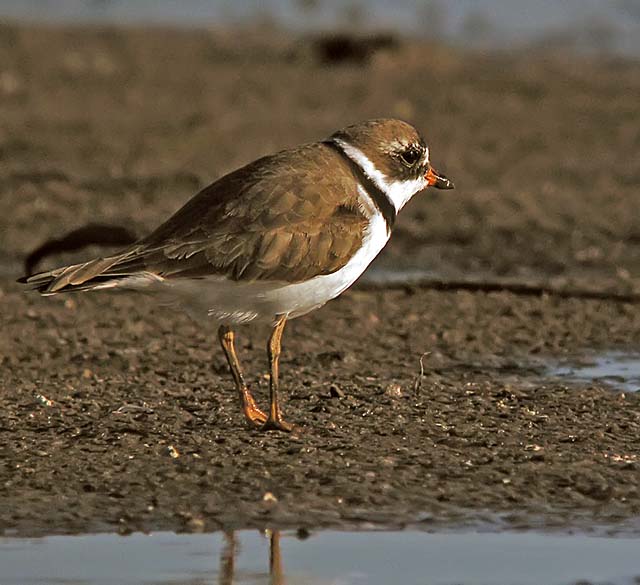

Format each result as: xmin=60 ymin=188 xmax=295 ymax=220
xmin=1 ymin=0 xmax=639 ymax=290
xmin=2 ymin=0 xmax=640 ymax=56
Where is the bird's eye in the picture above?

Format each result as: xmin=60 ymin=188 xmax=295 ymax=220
xmin=399 ymin=147 xmax=421 ymax=167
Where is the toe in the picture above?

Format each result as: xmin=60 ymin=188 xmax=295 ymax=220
xmin=261 ymin=418 xmax=296 ymax=433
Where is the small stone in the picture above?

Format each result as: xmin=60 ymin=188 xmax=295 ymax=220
xmin=262 ymin=491 xmax=278 ymax=503
xmin=167 ymin=445 xmax=180 ymax=459
xmin=187 ymin=517 xmax=205 ymax=532
xmin=36 ymin=394 xmax=53 ymax=407
xmin=385 ymin=383 xmax=403 ymax=398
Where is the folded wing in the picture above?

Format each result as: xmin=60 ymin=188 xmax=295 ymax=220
xmin=21 ymin=143 xmax=369 ymax=294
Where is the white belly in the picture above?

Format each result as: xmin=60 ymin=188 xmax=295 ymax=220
xmin=163 ymin=213 xmax=390 ymax=325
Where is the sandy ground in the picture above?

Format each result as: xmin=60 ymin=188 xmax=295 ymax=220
xmin=1 ymin=24 xmax=640 ymax=536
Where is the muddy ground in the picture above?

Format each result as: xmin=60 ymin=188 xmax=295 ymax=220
xmin=1 ymin=24 xmax=640 ymax=537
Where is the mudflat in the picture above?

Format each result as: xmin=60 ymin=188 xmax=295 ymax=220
xmin=1 ymin=24 xmax=640 ymax=536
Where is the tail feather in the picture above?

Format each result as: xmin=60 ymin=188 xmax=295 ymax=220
xmin=19 ymin=252 xmax=155 ymax=295
xmin=48 ymin=257 xmax=121 ymax=292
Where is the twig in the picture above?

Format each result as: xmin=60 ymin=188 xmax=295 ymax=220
xmin=413 ymin=352 xmax=431 ymax=392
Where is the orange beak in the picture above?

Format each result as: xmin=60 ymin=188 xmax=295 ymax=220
xmin=426 ymin=166 xmax=454 ymax=190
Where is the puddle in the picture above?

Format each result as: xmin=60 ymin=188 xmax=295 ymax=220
xmin=2 ymin=529 xmax=640 ymax=585
xmin=549 ymin=351 xmax=640 ymax=392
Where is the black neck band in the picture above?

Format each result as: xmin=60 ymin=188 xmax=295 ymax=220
xmin=324 ymin=140 xmax=396 ymax=231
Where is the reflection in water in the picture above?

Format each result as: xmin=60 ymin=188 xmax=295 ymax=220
xmin=269 ymin=530 xmax=285 ymax=585
xmin=219 ymin=532 xmax=235 ymax=585
xmin=219 ymin=530 xmax=285 ymax=585
xmin=3 ymin=528 xmax=640 ymax=585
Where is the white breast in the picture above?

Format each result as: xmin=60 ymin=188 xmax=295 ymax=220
xmin=257 ymin=209 xmax=389 ymax=320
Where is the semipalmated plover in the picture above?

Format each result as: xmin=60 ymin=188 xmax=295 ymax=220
xmin=21 ymin=118 xmax=454 ymax=431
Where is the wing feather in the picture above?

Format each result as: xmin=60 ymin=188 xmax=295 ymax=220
xmin=23 ymin=143 xmax=370 ymax=293
xmin=126 ymin=143 xmax=369 ymax=283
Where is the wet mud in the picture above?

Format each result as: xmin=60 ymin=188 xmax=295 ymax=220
xmin=1 ymin=25 xmax=640 ymax=536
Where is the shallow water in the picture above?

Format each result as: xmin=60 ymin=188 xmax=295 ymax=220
xmin=1 ymin=0 xmax=639 ymax=60
xmin=550 ymin=351 xmax=640 ymax=393
xmin=2 ymin=529 xmax=640 ymax=585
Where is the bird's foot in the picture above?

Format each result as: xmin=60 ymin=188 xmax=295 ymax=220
xmin=261 ymin=416 xmax=296 ymax=433
xmin=241 ymin=391 xmax=268 ymax=427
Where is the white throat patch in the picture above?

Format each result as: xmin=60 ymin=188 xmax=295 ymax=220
xmin=333 ymin=138 xmax=427 ymax=212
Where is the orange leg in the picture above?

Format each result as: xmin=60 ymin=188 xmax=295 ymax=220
xmin=218 ymin=325 xmax=267 ymax=427
xmin=261 ymin=315 xmax=295 ymax=432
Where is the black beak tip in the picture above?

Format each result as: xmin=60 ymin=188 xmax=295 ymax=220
xmin=436 ymin=175 xmax=454 ymax=190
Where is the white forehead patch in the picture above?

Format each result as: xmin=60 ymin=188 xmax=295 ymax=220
xmin=333 ymin=138 xmax=427 ymax=213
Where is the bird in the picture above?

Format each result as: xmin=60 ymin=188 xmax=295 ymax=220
xmin=19 ymin=118 xmax=454 ymax=432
